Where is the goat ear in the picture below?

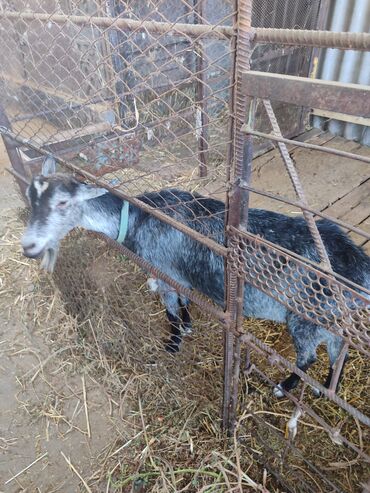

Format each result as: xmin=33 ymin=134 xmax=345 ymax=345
xmin=75 ymin=183 xmax=108 ymax=202
xmin=42 ymin=156 xmax=56 ymax=176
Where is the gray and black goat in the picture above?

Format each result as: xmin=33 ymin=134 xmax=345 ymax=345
xmin=21 ymin=160 xmax=370 ymax=397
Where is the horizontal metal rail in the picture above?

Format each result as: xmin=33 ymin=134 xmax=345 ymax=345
xmin=253 ymin=28 xmax=370 ymax=51
xmin=237 ymin=184 xmax=370 ymax=241
xmin=241 ymin=125 xmax=370 ymax=164
xmin=0 ymin=10 xmax=234 ymax=38
xmin=1 ymin=11 xmax=370 ymax=50
xmin=241 ymin=72 xmax=370 ymax=118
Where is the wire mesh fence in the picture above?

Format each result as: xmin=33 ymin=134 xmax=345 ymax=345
xmin=0 ymin=0 xmax=369 ymax=491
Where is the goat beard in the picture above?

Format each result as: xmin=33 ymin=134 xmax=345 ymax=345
xmin=40 ymin=247 xmax=58 ymax=273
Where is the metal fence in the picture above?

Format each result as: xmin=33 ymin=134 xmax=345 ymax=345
xmin=0 ymin=0 xmax=369 ymax=491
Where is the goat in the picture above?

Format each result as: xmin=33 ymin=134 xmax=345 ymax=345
xmin=21 ymin=159 xmax=370 ymax=397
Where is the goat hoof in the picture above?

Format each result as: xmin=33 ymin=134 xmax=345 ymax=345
xmin=181 ymin=324 xmax=192 ymax=335
xmin=165 ymin=341 xmax=180 ymax=353
xmin=312 ymin=387 xmax=322 ymax=398
xmin=273 ymin=384 xmax=285 ymax=399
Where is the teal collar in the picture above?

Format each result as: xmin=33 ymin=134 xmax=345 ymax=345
xmin=116 ymin=201 xmax=129 ymax=243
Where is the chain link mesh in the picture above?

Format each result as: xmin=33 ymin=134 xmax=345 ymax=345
xmin=0 ymin=0 xmax=369 ymax=491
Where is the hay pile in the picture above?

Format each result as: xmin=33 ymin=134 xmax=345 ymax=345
xmin=2 ymin=209 xmax=369 ymax=492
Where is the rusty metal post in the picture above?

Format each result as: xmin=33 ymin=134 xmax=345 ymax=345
xmin=0 ymin=105 xmax=28 ymax=198
xmin=223 ymin=0 xmax=254 ymax=432
xmin=194 ymin=0 xmax=209 ymax=178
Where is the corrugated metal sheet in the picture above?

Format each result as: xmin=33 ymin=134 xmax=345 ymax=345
xmin=313 ymin=0 xmax=370 ymax=145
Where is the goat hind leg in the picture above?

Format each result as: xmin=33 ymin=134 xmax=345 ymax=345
xmin=312 ymin=335 xmax=348 ymax=397
xmin=273 ymin=354 xmax=316 ymax=398
xmin=155 ymin=281 xmax=191 ymax=353
xmin=274 ymin=316 xmax=320 ymax=398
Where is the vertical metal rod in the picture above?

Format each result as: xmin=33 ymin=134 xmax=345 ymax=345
xmin=230 ymin=335 xmax=241 ymax=423
xmin=300 ymin=0 xmax=330 ymax=133
xmin=223 ymin=0 xmax=254 ymax=432
xmin=0 ymin=105 xmax=28 ymax=198
xmin=229 ymin=276 xmax=244 ymax=424
xmin=194 ymin=0 xmax=209 ymax=177
xmin=222 ymin=10 xmax=237 ymax=432
xmin=222 ymin=327 xmax=235 ymax=431
xmin=102 ymin=0 xmax=122 ymax=124
xmin=105 ymin=0 xmax=135 ymax=127
xmin=285 ymin=0 xmax=300 ymax=73
xmin=328 ymin=342 xmax=349 ymax=393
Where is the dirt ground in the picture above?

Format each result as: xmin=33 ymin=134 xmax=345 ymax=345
xmin=0 ymin=133 xmax=369 ymax=493
xmin=0 ymin=144 xmax=137 ymax=491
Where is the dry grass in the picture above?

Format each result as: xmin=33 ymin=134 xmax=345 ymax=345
xmin=1 ymin=209 xmax=369 ymax=492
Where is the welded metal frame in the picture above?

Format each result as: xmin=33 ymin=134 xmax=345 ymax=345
xmin=0 ymin=1 xmax=369 ymax=491
xmin=220 ymin=8 xmax=370 ymax=489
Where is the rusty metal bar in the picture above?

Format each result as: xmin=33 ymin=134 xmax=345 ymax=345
xmin=238 ymin=184 xmax=370 ymax=241
xmin=241 ymin=126 xmax=370 ymax=165
xmin=229 ymin=277 xmax=244 ymax=417
xmin=328 ymin=342 xmax=349 ymax=393
xmin=0 ymin=106 xmax=28 ymax=198
xmin=307 ymin=0 xmax=330 ymax=80
xmin=227 ymin=99 xmax=257 ymax=426
xmin=222 ymin=0 xmax=254 ymax=432
xmin=6 ymin=167 xmax=31 ymax=186
xmin=0 ymin=10 xmax=234 ymax=38
xmin=193 ymin=0 xmax=209 ymax=178
xmin=0 ymin=127 xmax=228 ymax=259
xmin=222 ymin=326 xmax=235 ymax=433
xmin=222 ymin=9 xmax=237 ymax=434
xmin=2 ymin=10 xmax=370 ymax=50
xmin=262 ymin=99 xmax=332 ymax=270
xmin=252 ymin=28 xmax=370 ymax=51
xmin=241 ymin=71 xmax=370 ymax=117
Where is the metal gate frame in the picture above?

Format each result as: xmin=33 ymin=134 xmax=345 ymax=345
xmin=0 ymin=2 xmax=370 ymax=491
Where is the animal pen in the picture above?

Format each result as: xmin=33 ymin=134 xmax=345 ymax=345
xmin=0 ymin=0 xmax=370 ymax=491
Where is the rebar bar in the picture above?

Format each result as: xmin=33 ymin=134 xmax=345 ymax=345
xmin=262 ymin=99 xmax=332 ymax=270
xmin=2 ymin=11 xmax=370 ymax=50
xmin=241 ymin=126 xmax=370 ymax=165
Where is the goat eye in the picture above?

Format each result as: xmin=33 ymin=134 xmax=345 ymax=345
xmin=57 ymin=200 xmax=68 ymax=208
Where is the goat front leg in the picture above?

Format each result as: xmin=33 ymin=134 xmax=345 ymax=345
xmin=165 ymin=307 xmax=183 ymax=353
xmin=147 ymin=279 xmax=191 ymax=353
xmin=179 ymin=295 xmax=192 ymax=335
xmin=165 ymin=297 xmax=192 ymax=352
